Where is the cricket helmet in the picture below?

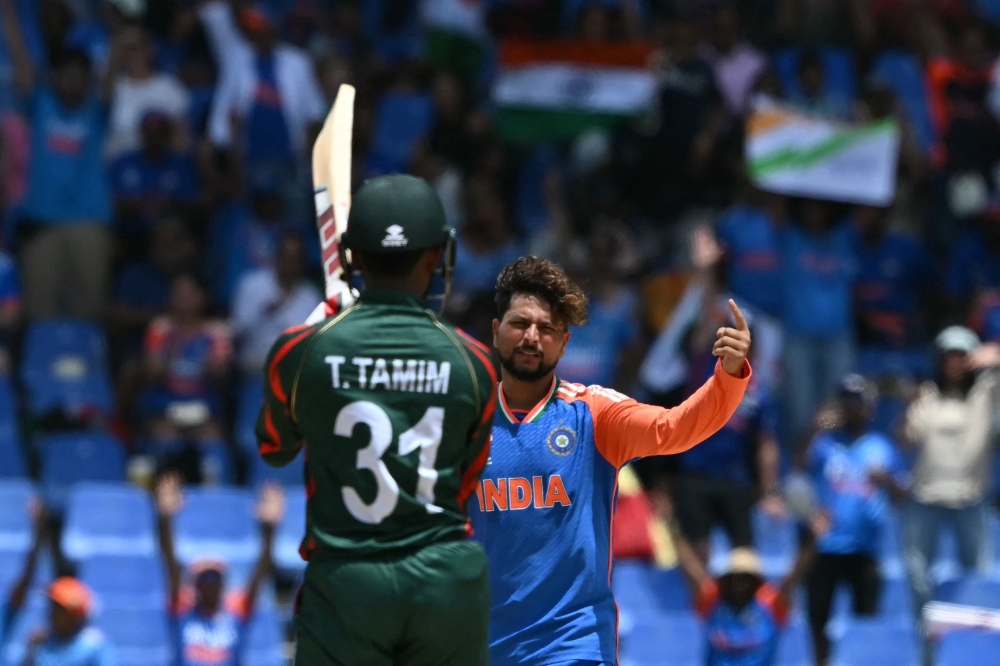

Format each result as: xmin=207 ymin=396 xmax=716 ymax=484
xmin=340 ymin=174 xmax=456 ymax=309
xmin=342 ymin=174 xmax=453 ymax=253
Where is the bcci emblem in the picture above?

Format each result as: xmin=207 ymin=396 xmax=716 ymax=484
xmin=547 ymin=425 xmax=577 ymax=457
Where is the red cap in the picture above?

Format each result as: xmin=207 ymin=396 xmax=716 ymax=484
xmin=48 ymin=577 xmax=92 ymax=618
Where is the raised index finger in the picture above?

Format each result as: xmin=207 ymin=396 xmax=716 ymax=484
xmin=728 ymin=299 xmax=748 ymax=331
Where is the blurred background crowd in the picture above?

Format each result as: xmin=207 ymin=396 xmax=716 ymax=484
xmin=1 ymin=0 xmax=1000 ymax=664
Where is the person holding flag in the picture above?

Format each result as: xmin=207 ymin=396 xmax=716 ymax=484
xmin=470 ymin=256 xmax=752 ymax=665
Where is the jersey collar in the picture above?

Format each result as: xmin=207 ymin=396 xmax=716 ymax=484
xmin=497 ymin=376 xmax=559 ymax=424
xmin=358 ymin=289 xmax=428 ymax=310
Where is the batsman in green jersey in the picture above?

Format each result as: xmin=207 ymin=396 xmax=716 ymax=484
xmin=256 ymin=175 xmax=497 ymax=665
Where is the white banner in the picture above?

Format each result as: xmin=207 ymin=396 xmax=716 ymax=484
xmin=746 ymin=103 xmax=901 ymax=206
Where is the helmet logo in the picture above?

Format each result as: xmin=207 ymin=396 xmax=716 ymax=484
xmin=381 ymin=225 xmax=409 ymax=248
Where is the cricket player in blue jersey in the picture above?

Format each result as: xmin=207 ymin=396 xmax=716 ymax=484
xmin=469 ymin=256 xmax=753 ymax=665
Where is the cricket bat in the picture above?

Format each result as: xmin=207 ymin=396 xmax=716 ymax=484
xmin=308 ymin=84 xmax=357 ymax=323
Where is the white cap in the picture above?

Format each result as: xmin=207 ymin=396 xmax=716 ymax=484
xmin=935 ymin=326 xmax=980 ymax=355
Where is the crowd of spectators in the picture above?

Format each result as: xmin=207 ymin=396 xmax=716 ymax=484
xmin=1 ymin=0 xmax=1000 ymax=664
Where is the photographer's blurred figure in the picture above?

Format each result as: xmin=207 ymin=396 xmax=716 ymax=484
xmin=3 ymin=499 xmax=115 ymax=666
xmin=901 ymin=327 xmax=1000 ymax=623
xmin=155 ymin=473 xmax=284 ymax=666
xmin=798 ymin=375 xmax=908 ymax=665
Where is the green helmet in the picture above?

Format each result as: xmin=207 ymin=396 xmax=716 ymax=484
xmin=342 ymin=174 xmax=452 ymax=253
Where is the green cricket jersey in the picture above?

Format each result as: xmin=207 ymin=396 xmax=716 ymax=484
xmin=256 ymin=290 xmax=497 ymax=559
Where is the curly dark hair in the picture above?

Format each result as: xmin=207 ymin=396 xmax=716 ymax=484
xmin=495 ymin=256 xmax=589 ymax=327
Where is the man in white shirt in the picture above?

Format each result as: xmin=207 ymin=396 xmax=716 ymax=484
xmin=197 ymin=1 xmax=326 ymax=170
xmin=106 ymin=25 xmax=190 ymax=158
xmin=230 ymin=234 xmax=321 ymax=377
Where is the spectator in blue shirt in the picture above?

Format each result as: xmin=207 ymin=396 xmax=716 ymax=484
xmin=781 ymin=199 xmax=858 ymax=449
xmin=5 ymin=499 xmax=116 ymax=666
xmin=800 ymin=374 xmax=908 ymax=665
xmin=669 ymin=515 xmax=816 ymax=666
xmin=156 ymin=473 xmax=283 ymax=666
xmin=2 ymin=0 xmax=114 ymax=321
xmin=110 ymin=111 xmax=199 ymax=251
xmin=0 ymin=250 xmax=21 ymax=374
xmin=716 ymin=194 xmax=783 ymax=319
xmin=946 ymin=207 xmax=1000 ymax=315
xmin=672 ymin=302 xmax=784 ymax=563
xmin=852 ymin=205 xmax=937 ymax=379
xmin=559 ymin=227 xmax=642 ymax=389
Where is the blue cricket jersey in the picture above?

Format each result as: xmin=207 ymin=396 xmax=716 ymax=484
xmin=470 ymin=362 xmax=751 ymax=665
xmin=696 ymin=579 xmax=788 ymax=666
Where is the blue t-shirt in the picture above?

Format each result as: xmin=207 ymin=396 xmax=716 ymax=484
xmin=110 ymin=151 xmax=199 ymax=234
xmin=678 ymin=368 xmax=777 ymax=486
xmin=559 ymin=288 xmax=640 ymax=388
xmin=947 ymin=232 xmax=1000 ymax=299
xmin=808 ymin=429 xmax=906 ymax=555
xmin=110 ymin=151 xmax=199 ymax=203
xmin=781 ymin=222 xmax=857 ymax=337
xmin=174 ymin=604 xmax=247 ymax=666
xmin=697 ymin=580 xmax=787 ymax=666
xmin=451 ymin=239 xmax=523 ymax=301
xmin=21 ymin=86 xmax=111 ymax=224
xmin=854 ymin=232 xmax=936 ymax=347
xmin=33 ymin=626 xmax=116 ymax=666
xmin=717 ymin=205 xmax=783 ymax=317
xmin=245 ymin=54 xmax=293 ymax=164
xmin=979 ymin=294 xmax=1000 ymax=343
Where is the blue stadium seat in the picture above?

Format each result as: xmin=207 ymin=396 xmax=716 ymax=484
xmin=174 ymin=488 xmax=257 ymax=565
xmin=879 ymin=510 xmax=903 ymax=579
xmin=753 ymin=510 xmax=797 ymax=577
xmin=94 ymin=606 xmax=172 ymax=666
xmin=274 ymin=487 xmax=306 ymax=573
xmin=620 ymin=613 xmax=702 ymax=666
xmin=0 ymin=479 xmax=33 ymax=552
xmin=62 ymin=482 xmax=156 ymax=560
xmin=935 ymin=576 xmax=1000 ymax=609
xmin=235 ymin=376 xmax=263 ymax=454
xmin=938 ymin=629 xmax=1000 ymax=666
xmin=612 ymin=561 xmax=692 ymax=614
xmin=831 ymin=620 xmax=918 ymax=666
xmin=20 ymin=319 xmax=114 ymax=416
xmin=250 ymin=451 xmax=304 ymax=487
xmin=38 ymin=432 xmax=126 ymax=513
xmin=0 ymin=376 xmax=24 ymax=478
xmin=364 ymin=91 xmax=434 ymax=177
xmin=776 ymin=620 xmax=813 ymax=666
xmin=2 ymin=593 xmax=47 ymax=666
xmin=0 ymin=550 xmax=53 ymax=600
xmin=79 ymin=554 xmax=165 ymax=609
xmin=243 ymin=607 xmax=285 ymax=666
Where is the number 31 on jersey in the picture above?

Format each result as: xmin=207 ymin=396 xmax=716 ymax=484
xmin=336 ymin=401 xmax=445 ymax=524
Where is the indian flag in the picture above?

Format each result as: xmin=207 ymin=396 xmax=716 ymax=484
xmin=746 ymin=100 xmax=901 ymax=206
xmin=492 ymin=40 xmax=656 ymax=143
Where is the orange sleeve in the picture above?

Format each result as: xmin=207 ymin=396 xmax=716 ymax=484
xmin=694 ymin=579 xmax=720 ymax=619
xmin=756 ymin=584 xmax=790 ymax=628
xmin=585 ymin=359 xmax=751 ymax=468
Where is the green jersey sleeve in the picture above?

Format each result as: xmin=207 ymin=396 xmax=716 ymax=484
xmin=453 ymin=328 xmax=497 ymax=508
xmin=256 ymin=323 xmax=316 ymax=468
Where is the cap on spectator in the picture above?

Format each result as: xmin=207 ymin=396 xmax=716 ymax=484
xmin=240 ymin=4 xmax=279 ymax=31
xmin=935 ymin=326 xmax=980 ymax=355
xmin=190 ymin=558 xmax=228 ymax=578
xmin=721 ymin=548 xmax=763 ymax=581
xmin=839 ymin=373 xmax=877 ymax=407
xmin=48 ymin=577 xmax=93 ymax=618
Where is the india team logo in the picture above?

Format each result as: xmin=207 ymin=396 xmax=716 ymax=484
xmin=547 ymin=425 xmax=577 ymax=457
